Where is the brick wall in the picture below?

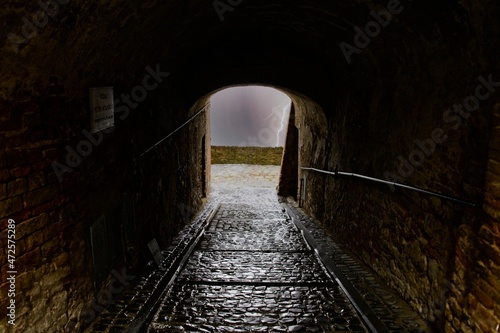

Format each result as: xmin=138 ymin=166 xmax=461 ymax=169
xmin=0 ymin=68 xmax=208 ymax=332
xmin=443 ymin=102 xmax=500 ymax=332
xmin=291 ymin=50 xmax=499 ymax=332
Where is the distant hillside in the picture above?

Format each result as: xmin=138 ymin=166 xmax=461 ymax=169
xmin=211 ymin=146 xmax=283 ymax=165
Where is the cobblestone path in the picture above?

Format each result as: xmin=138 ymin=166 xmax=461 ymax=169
xmin=147 ymin=191 xmax=370 ymax=333
xmin=85 ymin=165 xmax=429 ymax=333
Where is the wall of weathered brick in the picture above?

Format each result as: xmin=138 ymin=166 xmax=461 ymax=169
xmin=0 ymin=61 xmax=208 ymax=332
xmin=442 ymin=102 xmax=500 ymax=332
xmin=293 ymin=57 xmax=499 ymax=332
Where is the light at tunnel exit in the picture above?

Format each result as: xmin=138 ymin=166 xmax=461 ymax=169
xmin=210 ymin=86 xmax=292 ymax=147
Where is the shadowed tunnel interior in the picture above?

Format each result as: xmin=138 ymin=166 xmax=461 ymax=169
xmin=0 ymin=0 xmax=500 ymax=332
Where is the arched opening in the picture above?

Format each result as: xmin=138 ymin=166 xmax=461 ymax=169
xmin=190 ymin=85 xmax=328 ymax=202
xmin=208 ymin=85 xmax=291 ymax=192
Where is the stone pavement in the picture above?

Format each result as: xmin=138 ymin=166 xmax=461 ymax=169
xmin=85 ymin=164 xmax=431 ymax=333
xmin=147 ymin=175 xmax=368 ymax=332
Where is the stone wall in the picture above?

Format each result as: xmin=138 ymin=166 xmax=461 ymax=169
xmin=292 ymin=52 xmax=499 ymax=333
xmin=0 ymin=61 xmax=208 ymax=332
xmin=444 ymin=102 xmax=500 ymax=332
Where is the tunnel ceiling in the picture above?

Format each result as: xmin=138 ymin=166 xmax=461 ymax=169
xmin=1 ymin=0 xmax=498 ymax=111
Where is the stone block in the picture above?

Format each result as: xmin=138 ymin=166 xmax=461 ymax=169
xmin=0 ymin=196 xmax=23 ymax=219
xmin=444 ymin=320 xmax=456 ymax=332
xmin=7 ymin=178 xmax=27 ymax=197
xmin=10 ymin=166 xmax=31 ymax=178
xmin=477 ymin=279 xmax=500 ymax=305
xmin=32 ymin=202 xmax=52 ymax=216
xmin=479 ymin=239 xmax=500 ymax=266
xmin=41 ymin=237 xmax=60 ymax=257
xmin=459 ymin=322 xmax=474 ymax=333
xmin=10 ymin=209 xmax=31 ymax=222
xmin=53 ymin=252 xmax=69 ymax=268
xmin=483 ymin=192 xmax=500 ymax=220
xmin=474 ymin=303 xmax=497 ymax=332
xmin=484 ymin=179 xmax=500 ymax=200
xmin=478 ymin=224 xmax=496 ymax=245
xmin=488 ymin=158 xmax=500 ymax=176
xmin=51 ymin=195 xmax=66 ymax=209
xmin=42 ymin=222 xmax=61 ymax=243
xmin=49 ymin=210 xmax=60 ymax=224
xmin=47 ymin=291 xmax=68 ymax=321
xmin=24 ymin=184 xmax=59 ymax=207
xmin=495 ymin=303 xmax=500 ymax=320
xmin=40 ymin=268 xmax=71 ymax=290
xmin=16 ymin=214 xmax=49 ymax=239
xmin=26 ymin=282 xmax=42 ymax=301
xmin=17 ymin=249 xmax=41 ymax=273
xmin=22 ymin=229 xmax=44 ymax=253
xmin=448 ymin=296 xmax=463 ymax=318
xmin=28 ymin=172 xmax=46 ymax=191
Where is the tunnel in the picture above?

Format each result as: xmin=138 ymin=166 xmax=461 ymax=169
xmin=1 ymin=0 xmax=500 ymax=332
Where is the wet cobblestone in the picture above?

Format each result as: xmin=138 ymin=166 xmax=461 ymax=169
xmin=215 ymin=210 xmax=286 ymax=220
xmin=86 ymin=165 xmax=431 ymax=333
xmin=207 ymin=219 xmax=292 ymax=233
xmin=150 ymin=284 xmax=366 ymax=332
xmin=178 ymin=252 xmax=330 ymax=283
xmin=148 ymin=168 xmax=370 ymax=333
xmin=198 ymin=231 xmax=309 ymax=252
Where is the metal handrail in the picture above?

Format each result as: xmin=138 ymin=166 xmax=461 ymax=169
xmin=139 ymin=104 xmax=209 ymax=157
xmin=301 ymin=167 xmax=479 ymax=207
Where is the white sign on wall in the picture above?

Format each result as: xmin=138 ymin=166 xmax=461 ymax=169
xmin=90 ymin=87 xmax=114 ymax=133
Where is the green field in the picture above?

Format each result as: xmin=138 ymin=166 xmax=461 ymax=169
xmin=211 ymin=146 xmax=283 ymax=165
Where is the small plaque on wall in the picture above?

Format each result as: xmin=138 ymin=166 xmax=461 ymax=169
xmin=90 ymin=87 xmax=114 ymax=133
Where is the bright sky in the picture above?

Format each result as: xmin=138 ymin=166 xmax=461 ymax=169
xmin=210 ymin=86 xmax=291 ymax=147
